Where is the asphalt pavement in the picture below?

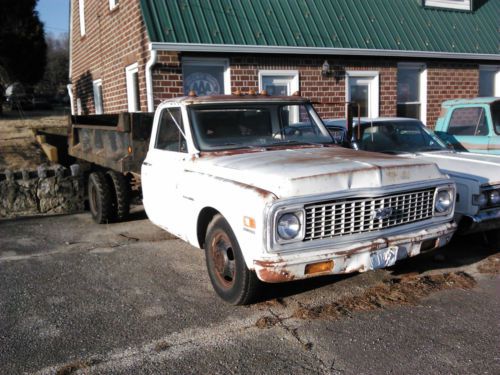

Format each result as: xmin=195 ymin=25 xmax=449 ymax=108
xmin=1 ymin=209 xmax=499 ymax=374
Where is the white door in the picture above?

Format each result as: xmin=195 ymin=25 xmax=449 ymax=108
xmin=142 ymin=106 xmax=188 ymax=237
xmin=346 ymin=72 xmax=379 ymax=118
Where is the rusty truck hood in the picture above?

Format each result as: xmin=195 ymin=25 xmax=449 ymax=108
xmin=187 ymin=147 xmax=444 ymax=198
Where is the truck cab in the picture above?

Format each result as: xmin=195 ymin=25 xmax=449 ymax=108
xmin=434 ymin=98 xmax=500 ymax=155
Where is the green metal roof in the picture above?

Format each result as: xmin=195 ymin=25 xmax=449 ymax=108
xmin=140 ymin=0 xmax=500 ymax=59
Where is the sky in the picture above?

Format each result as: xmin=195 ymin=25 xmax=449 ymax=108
xmin=36 ymin=0 xmax=70 ymax=37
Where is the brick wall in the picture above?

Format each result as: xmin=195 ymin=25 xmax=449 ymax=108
xmin=427 ymin=63 xmax=479 ymax=126
xmin=152 ymin=54 xmax=400 ymax=120
xmin=70 ymin=0 xmax=150 ymax=114
xmin=151 ymin=52 xmax=183 ymax=107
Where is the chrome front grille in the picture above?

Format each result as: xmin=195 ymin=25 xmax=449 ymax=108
xmin=304 ymin=188 xmax=435 ymax=241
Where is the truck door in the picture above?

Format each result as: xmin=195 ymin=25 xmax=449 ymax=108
xmin=445 ymin=106 xmax=490 ymax=154
xmin=142 ymin=106 xmax=188 ymax=236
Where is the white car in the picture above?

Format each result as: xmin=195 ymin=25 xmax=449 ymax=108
xmin=325 ymin=117 xmax=500 ymax=243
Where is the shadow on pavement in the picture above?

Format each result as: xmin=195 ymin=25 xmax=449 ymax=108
xmin=255 ymin=273 xmax=357 ymax=303
xmin=391 ymin=233 xmax=499 ymax=276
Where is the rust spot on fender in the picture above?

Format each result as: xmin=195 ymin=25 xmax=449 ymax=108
xmin=183 ymin=169 xmax=277 ymax=200
xmin=221 ymin=178 xmax=276 ymax=200
xmin=255 ymin=259 xmax=295 ymax=283
xmin=256 ymin=267 xmax=295 ymax=283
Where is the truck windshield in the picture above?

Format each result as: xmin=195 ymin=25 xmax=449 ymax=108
xmin=189 ymin=103 xmax=333 ymax=151
xmin=356 ymin=120 xmax=447 ymax=153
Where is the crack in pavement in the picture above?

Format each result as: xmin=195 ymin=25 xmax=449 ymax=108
xmin=260 ymin=307 xmax=336 ymax=375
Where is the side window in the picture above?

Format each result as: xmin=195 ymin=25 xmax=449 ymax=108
xmin=155 ymin=108 xmax=187 ymax=153
xmin=448 ymin=107 xmax=488 ymax=136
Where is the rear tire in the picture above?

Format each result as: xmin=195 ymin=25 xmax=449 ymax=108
xmin=88 ymin=171 xmax=113 ymax=224
xmin=106 ymin=171 xmax=130 ymax=221
xmin=205 ymin=214 xmax=260 ymax=305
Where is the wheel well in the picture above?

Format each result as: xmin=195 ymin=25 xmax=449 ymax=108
xmin=197 ymin=207 xmax=220 ymax=249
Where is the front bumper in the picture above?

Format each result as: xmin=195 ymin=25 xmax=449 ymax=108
xmin=458 ymin=209 xmax=500 ymax=235
xmin=254 ymin=221 xmax=456 ymax=283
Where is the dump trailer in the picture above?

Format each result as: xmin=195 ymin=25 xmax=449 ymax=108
xmin=68 ymin=112 xmax=154 ymax=222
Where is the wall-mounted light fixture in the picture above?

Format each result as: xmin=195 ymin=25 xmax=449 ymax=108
xmin=321 ymin=59 xmax=346 ymax=82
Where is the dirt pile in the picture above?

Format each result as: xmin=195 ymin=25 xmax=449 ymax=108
xmin=292 ymin=271 xmax=476 ymax=321
xmin=477 ymin=253 xmax=500 ymax=275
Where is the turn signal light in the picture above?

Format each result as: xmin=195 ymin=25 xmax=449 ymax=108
xmin=243 ymin=216 xmax=256 ymax=229
xmin=305 ymin=260 xmax=333 ymax=275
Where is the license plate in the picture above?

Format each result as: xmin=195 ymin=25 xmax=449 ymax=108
xmin=369 ymin=246 xmax=398 ymax=270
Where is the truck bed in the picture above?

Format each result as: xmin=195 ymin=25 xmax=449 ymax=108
xmin=68 ymin=113 xmax=154 ymax=175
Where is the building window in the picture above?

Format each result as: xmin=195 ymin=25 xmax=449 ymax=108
xmin=182 ymin=58 xmax=230 ymax=96
xmin=92 ymin=79 xmax=103 ymax=114
xmin=155 ymin=107 xmax=187 ymax=153
xmin=397 ymin=63 xmax=427 ymax=124
xmin=258 ymin=70 xmax=299 ymax=96
xmin=125 ymin=63 xmax=140 ymax=112
xmin=345 ymin=71 xmax=379 ymax=118
xmin=109 ymin=0 xmax=119 ymax=10
xmin=423 ymin=0 xmax=472 ymax=11
xmin=78 ymin=0 xmax=85 ymax=36
xmin=479 ymin=65 xmax=500 ymax=97
xmin=448 ymin=107 xmax=488 ymax=136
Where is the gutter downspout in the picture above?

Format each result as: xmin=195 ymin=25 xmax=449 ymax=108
xmin=67 ymin=0 xmax=74 ymax=115
xmin=67 ymin=84 xmax=75 ymax=115
xmin=146 ymin=48 xmax=157 ymax=112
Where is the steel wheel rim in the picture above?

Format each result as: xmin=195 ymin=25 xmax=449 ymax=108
xmin=210 ymin=230 xmax=236 ymax=288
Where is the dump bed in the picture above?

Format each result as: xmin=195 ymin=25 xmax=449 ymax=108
xmin=68 ymin=113 xmax=154 ymax=175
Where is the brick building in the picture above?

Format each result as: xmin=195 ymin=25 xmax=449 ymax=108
xmin=68 ymin=0 xmax=499 ymax=126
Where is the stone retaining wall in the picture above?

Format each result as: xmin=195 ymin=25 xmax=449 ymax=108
xmin=0 ymin=165 xmax=84 ymax=218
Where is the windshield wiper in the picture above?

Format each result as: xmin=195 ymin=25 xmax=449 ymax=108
xmin=215 ymin=143 xmax=265 ymax=150
xmin=267 ymin=140 xmax=325 ymax=147
xmin=377 ymin=150 xmax=412 ymax=155
xmin=422 ymin=147 xmax=446 ymax=152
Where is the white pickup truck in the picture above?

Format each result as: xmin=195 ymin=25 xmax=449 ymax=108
xmin=69 ymin=94 xmax=457 ymax=304
xmin=137 ymin=94 xmax=457 ymax=304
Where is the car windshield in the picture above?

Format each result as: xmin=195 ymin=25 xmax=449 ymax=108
xmin=356 ymin=120 xmax=447 ymax=153
xmin=189 ymin=103 xmax=333 ymax=151
xmin=491 ymin=101 xmax=500 ymax=135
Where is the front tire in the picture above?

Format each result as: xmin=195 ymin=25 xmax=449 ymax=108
xmin=88 ymin=171 xmax=113 ymax=224
xmin=205 ymin=214 xmax=260 ymax=305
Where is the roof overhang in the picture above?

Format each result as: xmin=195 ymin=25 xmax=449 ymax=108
xmin=150 ymin=42 xmax=499 ymax=61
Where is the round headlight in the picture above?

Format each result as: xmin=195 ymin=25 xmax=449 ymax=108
xmin=477 ymin=193 xmax=488 ymax=207
xmin=435 ymin=190 xmax=452 ymax=213
xmin=489 ymin=190 xmax=500 ymax=205
xmin=277 ymin=213 xmax=301 ymax=240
